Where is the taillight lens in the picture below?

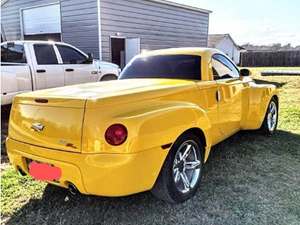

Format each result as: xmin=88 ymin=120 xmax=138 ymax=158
xmin=105 ymin=124 xmax=128 ymax=146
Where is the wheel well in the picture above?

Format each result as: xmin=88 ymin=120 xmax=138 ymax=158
xmin=272 ymin=95 xmax=279 ymax=104
xmin=181 ymin=128 xmax=207 ymax=158
xmin=185 ymin=128 xmax=206 ymax=147
xmin=100 ymin=74 xmax=118 ymax=81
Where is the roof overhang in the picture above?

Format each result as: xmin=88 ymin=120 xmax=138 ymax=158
xmin=1 ymin=0 xmax=212 ymax=14
xmin=148 ymin=0 xmax=212 ymax=14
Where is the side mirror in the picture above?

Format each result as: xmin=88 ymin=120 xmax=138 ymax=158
xmin=240 ymin=68 xmax=251 ymax=77
xmin=86 ymin=53 xmax=94 ymax=64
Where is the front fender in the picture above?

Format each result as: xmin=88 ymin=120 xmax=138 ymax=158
xmin=96 ymin=61 xmax=120 ymax=81
xmin=242 ymin=83 xmax=279 ymax=130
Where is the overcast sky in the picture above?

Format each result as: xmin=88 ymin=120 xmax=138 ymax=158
xmin=171 ymin=0 xmax=300 ymax=46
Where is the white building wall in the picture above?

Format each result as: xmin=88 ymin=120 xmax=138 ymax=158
xmin=233 ymin=47 xmax=241 ymax=65
xmin=216 ymin=37 xmax=240 ymax=64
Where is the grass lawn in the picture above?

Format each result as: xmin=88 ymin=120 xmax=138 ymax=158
xmin=1 ymin=68 xmax=300 ymax=225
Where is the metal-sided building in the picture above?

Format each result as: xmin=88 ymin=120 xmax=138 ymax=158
xmin=1 ymin=0 xmax=211 ymax=67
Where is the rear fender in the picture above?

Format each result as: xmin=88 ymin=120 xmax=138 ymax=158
xmin=82 ymin=101 xmax=212 ymax=157
xmin=126 ymin=102 xmax=212 ymax=155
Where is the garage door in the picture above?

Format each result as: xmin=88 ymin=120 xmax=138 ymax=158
xmin=22 ymin=3 xmax=61 ymax=35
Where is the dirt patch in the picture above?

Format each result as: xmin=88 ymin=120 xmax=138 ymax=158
xmin=1 ymin=161 xmax=10 ymax=172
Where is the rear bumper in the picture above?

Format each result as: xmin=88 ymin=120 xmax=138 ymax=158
xmin=6 ymin=138 xmax=168 ymax=197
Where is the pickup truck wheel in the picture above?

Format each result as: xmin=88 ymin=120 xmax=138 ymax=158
xmin=100 ymin=74 xmax=118 ymax=81
xmin=260 ymin=98 xmax=279 ymax=135
xmin=151 ymin=133 xmax=203 ymax=203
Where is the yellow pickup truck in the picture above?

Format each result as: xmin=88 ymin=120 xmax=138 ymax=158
xmin=6 ymin=48 xmax=279 ymax=203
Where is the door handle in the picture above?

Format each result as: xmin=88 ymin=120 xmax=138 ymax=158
xmin=65 ymin=68 xmax=74 ymax=72
xmin=216 ymin=90 xmax=221 ymax=102
xmin=36 ymin=69 xmax=46 ymax=73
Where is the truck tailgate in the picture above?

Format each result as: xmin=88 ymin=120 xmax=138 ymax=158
xmin=9 ymin=96 xmax=86 ymax=152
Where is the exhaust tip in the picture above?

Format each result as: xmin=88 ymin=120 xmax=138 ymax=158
xmin=68 ymin=183 xmax=79 ymax=196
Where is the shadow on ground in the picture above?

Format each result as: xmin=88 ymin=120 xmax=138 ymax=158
xmin=5 ymin=130 xmax=300 ymax=225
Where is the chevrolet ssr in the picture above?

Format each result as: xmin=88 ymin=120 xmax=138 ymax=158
xmin=6 ymin=48 xmax=279 ymax=203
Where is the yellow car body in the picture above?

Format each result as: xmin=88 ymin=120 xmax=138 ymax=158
xmin=6 ymin=48 xmax=278 ymax=197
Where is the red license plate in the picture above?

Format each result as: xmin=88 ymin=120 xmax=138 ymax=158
xmin=29 ymin=161 xmax=62 ymax=181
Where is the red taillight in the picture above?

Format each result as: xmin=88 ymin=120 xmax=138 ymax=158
xmin=105 ymin=124 xmax=128 ymax=146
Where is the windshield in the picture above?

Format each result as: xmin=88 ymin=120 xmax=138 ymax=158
xmin=120 ymin=54 xmax=201 ymax=80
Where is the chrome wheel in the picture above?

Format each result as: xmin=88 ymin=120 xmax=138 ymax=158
xmin=267 ymin=101 xmax=278 ymax=132
xmin=172 ymin=140 xmax=201 ymax=194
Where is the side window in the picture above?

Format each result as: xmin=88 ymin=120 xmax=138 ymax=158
xmin=212 ymin=59 xmax=232 ymax=80
xmin=56 ymin=45 xmax=87 ymax=64
xmin=212 ymin=54 xmax=240 ymax=80
xmin=34 ymin=44 xmax=58 ymax=65
xmin=1 ymin=44 xmax=27 ymax=63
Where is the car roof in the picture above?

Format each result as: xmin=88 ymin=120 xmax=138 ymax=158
xmin=140 ymin=47 xmax=222 ymax=57
xmin=2 ymin=40 xmax=68 ymax=45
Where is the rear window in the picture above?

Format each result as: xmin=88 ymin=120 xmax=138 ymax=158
xmin=120 ymin=55 xmax=201 ymax=80
xmin=1 ymin=44 xmax=27 ymax=63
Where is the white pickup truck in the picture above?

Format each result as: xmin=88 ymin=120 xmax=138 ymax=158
xmin=1 ymin=41 xmax=120 ymax=105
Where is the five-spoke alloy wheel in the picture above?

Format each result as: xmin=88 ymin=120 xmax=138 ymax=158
xmin=173 ymin=140 xmax=201 ymax=194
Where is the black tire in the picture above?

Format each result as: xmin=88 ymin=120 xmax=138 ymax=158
xmin=151 ymin=132 xmax=204 ymax=204
xmin=260 ymin=97 xmax=279 ymax=135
